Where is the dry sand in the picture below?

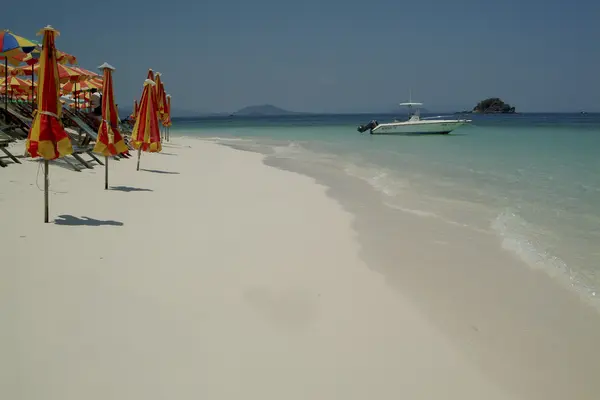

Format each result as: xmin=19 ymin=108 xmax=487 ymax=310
xmin=0 ymin=137 xmax=592 ymax=399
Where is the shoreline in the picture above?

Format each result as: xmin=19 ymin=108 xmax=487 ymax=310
xmin=208 ymin=135 xmax=600 ymax=399
xmin=2 ymin=135 xmax=600 ymax=399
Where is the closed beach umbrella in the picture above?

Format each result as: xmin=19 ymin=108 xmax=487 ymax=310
xmin=130 ymin=99 xmax=138 ymax=121
xmin=25 ymin=26 xmax=73 ymax=223
xmin=131 ymin=78 xmax=161 ymax=170
xmin=154 ymin=72 xmax=165 ymax=118
xmin=93 ymin=62 xmax=128 ymax=189
xmin=165 ymin=94 xmax=172 ymax=141
xmin=154 ymin=72 xmax=167 ymax=139
xmin=1 ymin=29 xmax=37 ymax=109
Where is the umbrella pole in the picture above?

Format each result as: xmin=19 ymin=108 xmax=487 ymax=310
xmin=105 ymin=156 xmax=109 ymax=189
xmin=4 ymin=58 xmax=7 ymax=111
xmin=44 ymin=160 xmax=49 ymax=223
xmin=136 ymin=148 xmax=141 ymax=171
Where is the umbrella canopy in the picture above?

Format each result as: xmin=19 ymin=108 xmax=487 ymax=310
xmin=0 ymin=63 xmax=18 ymax=76
xmin=25 ymin=26 xmax=73 ymax=160
xmin=18 ymin=63 xmax=88 ymax=83
xmin=0 ymin=76 xmax=35 ymax=91
xmin=131 ymin=79 xmax=161 ymax=152
xmin=0 ymin=30 xmax=37 ymax=61
xmin=61 ymin=77 xmax=102 ymax=94
xmin=18 ymin=46 xmax=77 ymax=66
xmin=70 ymin=66 xmax=99 ymax=78
xmin=93 ymin=63 xmax=128 ymax=156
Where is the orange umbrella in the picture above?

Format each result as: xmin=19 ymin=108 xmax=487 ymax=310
xmin=0 ymin=63 xmax=18 ymax=75
xmin=61 ymin=78 xmax=102 ymax=94
xmin=93 ymin=62 xmax=128 ymax=189
xmin=17 ymin=62 xmax=87 ymax=83
xmin=25 ymin=25 xmax=73 ymax=223
xmin=0 ymin=76 xmax=35 ymax=91
xmin=131 ymin=78 xmax=161 ymax=170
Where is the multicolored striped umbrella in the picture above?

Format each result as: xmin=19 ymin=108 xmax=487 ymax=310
xmin=0 ymin=30 xmax=36 ymax=59
xmin=25 ymin=26 xmax=73 ymax=223
xmin=1 ymin=30 xmax=37 ymax=109
xmin=131 ymin=78 xmax=161 ymax=170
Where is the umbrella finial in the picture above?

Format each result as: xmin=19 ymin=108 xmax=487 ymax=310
xmin=143 ymin=79 xmax=156 ymax=86
xmin=97 ymin=62 xmax=115 ymax=71
xmin=166 ymin=94 xmax=171 ymax=98
xmin=155 ymin=72 xmax=161 ymax=76
xmin=37 ymin=25 xmax=60 ymax=36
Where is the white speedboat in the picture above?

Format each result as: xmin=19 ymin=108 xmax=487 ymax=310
xmin=357 ymin=102 xmax=471 ymax=135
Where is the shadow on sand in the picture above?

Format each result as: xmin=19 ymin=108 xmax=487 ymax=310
xmin=140 ymin=169 xmax=180 ymax=175
xmin=54 ymin=215 xmax=124 ymax=227
xmin=110 ymin=186 xmax=153 ymax=192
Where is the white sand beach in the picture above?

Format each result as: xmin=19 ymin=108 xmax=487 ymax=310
xmin=1 ymin=137 xmax=599 ymax=399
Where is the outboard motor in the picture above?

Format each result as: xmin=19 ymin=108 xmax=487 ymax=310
xmin=357 ymin=120 xmax=378 ymax=133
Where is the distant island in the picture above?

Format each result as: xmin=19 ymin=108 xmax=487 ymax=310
xmin=233 ymin=104 xmax=300 ymax=116
xmin=472 ymin=98 xmax=516 ymax=114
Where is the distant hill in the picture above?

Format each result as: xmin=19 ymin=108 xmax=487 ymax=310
xmin=233 ymin=104 xmax=299 ymax=116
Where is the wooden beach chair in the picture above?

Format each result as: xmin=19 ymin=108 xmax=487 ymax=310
xmin=0 ymin=107 xmax=29 ymax=139
xmin=0 ymin=130 xmax=21 ymax=168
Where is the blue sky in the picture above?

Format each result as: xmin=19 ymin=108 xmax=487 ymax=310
xmin=7 ymin=0 xmax=600 ymax=114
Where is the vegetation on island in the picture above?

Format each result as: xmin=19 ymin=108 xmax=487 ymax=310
xmin=472 ymin=98 xmax=516 ymax=114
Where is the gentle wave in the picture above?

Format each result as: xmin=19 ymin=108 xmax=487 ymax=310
xmin=491 ymin=209 xmax=598 ymax=305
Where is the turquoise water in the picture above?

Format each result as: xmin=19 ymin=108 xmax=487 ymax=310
xmin=172 ymin=113 xmax=600 ymax=302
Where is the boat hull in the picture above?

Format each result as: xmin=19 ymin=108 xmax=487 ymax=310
xmin=370 ymin=120 xmax=469 ymax=135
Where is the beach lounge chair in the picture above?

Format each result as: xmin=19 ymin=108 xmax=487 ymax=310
xmin=62 ymin=106 xmax=133 ymax=159
xmin=0 ymin=130 xmax=21 ymax=167
xmin=0 ymin=108 xmax=29 ymax=139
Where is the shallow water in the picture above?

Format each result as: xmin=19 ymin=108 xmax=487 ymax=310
xmin=173 ymin=113 xmax=600 ymax=304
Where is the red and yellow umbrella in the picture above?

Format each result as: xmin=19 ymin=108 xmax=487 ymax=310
xmin=17 ymin=62 xmax=88 ymax=83
xmin=165 ymin=95 xmax=172 ymax=127
xmin=0 ymin=63 xmax=18 ymax=76
xmin=131 ymin=78 xmax=161 ymax=170
xmin=93 ymin=63 xmax=128 ymax=188
xmin=61 ymin=77 xmax=102 ymax=94
xmin=0 ymin=76 xmax=35 ymax=92
xmin=154 ymin=72 xmax=165 ymax=118
xmin=25 ymin=25 xmax=73 ymax=223
xmin=130 ymin=99 xmax=138 ymax=121
xmin=26 ymin=26 xmax=72 ymax=159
